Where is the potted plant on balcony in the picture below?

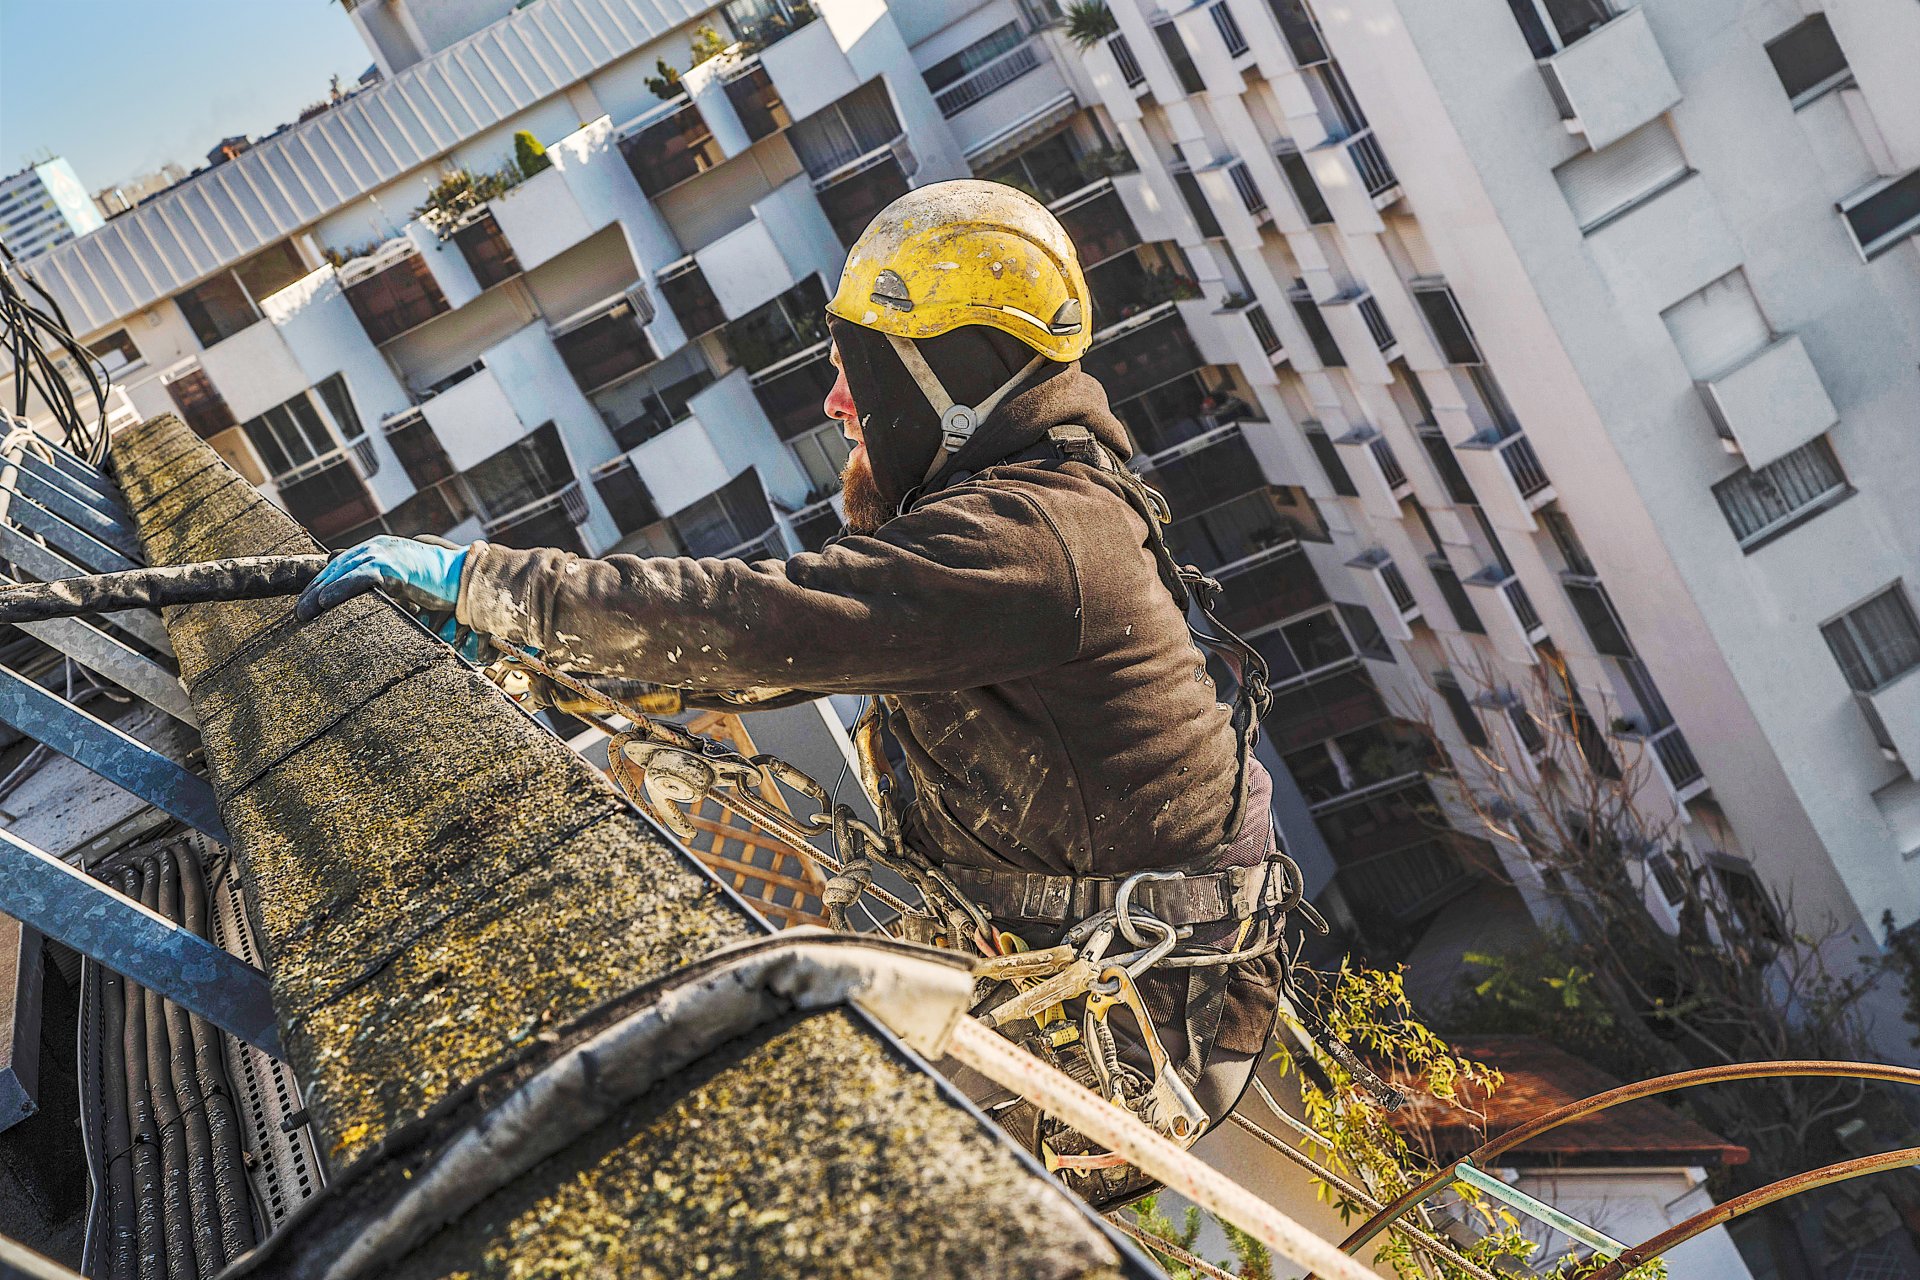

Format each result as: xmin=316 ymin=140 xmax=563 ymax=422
xmin=1064 ymin=1 xmax=1117 ymax=48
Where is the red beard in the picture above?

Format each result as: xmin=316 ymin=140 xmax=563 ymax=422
xmin=840 ymin=447 xmax=892 ymax=535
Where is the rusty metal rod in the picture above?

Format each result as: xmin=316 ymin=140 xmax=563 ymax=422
xmin=1583 ymin=1146 xmax=1920 ymax=1280
xmin=1310 ymin=1060 xmax=1920 ymax=1277
xmin=0 ymin=555 xmax=330 ymax=626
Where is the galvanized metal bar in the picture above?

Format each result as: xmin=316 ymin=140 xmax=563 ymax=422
xmin=3 ymin=470 xmax=142 ymax=560
xmin=0 ymin=524 xmax=171 ymax=652
xmin=34 ymin=436 xmax=116 ymax=492
xmin=0 ymin=574 xmax=196 ymax=724
xmin=0 ymin=664 xmax=225 ymax=841
xmin=0 ymin=828 xmax=279 ymax=1058
xmin=0 ymin=490 xmax=139 ymax=575
xmin=15 ymin=452 xmax=121 ymax=516
xmin=1454 ymin=1160 xmax=1624 ymax=1258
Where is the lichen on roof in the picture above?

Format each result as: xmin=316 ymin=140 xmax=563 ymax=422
xmin=114 ymin=415 xmax=1136 ymax=1278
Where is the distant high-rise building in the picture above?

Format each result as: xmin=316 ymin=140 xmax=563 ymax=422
xmin=93 ymin=163 xmax=191 ymax=219
xmin=0 ymin=157 xmax=104 ymax=258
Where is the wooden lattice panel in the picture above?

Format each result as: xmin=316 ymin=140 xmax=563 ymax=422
xmin=678 ymin=711 xmax=829 ymax=929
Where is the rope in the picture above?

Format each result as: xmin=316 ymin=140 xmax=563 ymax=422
xmin=1106 ymin=1215 xmax=1244 ymax=1280
xmin=944 ymin=1018 xmax=1378 ymax=1280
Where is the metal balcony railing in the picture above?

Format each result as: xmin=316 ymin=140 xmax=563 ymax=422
xmin=485 ymin=481 xmax=588 ymax=537
xmin=1211 ymin=2 xmax=1250 ymax=57
xmin=935 ymin=40 xmax=1041 ymax=117
xmin=1228 ymin=160 xmax=1267 ymax=216
xmin=721 ymin=528 xmax=789 ymax=562
xmin=1498 ymin=434 xmax=1552 ymax=498
xmin=1648 ymin=723 xmax=1705 ymax=791
xmin=1247 ymin=305 xmax=1282 ymax=356
xmin=1369 ymin=436 xmax=1407 ymax=490
xmin=1504 ymin=577 xmax=1543 ymax=634
xmin=1111 ymin=34 xmax=1146 ymax=88
xmin=1381 ymin=560 xmax=1417 ymax=614
xmin=1358 ymin=294 xmax=1396 ymax=351
xmin=1345 ymin=129 xmax=1398 ymax=199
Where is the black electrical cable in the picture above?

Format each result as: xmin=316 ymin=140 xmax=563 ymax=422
xmin=174 ymin=841 xmax=258 ymax=1261
xmin=117 ymin=867 xmax=163 ymax=1280
xmin=158 ymin=852 xmax=222 ymax=1278
xmin=96 ymin=964 xmax=138 ymax=1280
xmin=137 ymin=863 xmax=198 ymax=1280
xmin=0 ymin=236 xmax=110 ymax=464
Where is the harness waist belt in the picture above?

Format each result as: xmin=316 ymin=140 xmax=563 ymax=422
xmin=942 ymin=860 xmax=1288 ymax=927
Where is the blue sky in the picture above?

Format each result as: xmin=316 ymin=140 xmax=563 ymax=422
xmin=1 ymin=1 xmax=375 ymax=191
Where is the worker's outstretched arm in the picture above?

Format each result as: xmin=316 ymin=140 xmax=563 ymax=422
xmin=454 ymin=484 xmax=1081 ymax=694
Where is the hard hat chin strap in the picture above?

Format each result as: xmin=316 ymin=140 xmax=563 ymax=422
xmin=888 ymin=335 xmax=1045 ymax=486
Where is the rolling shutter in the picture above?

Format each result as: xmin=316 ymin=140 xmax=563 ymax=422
xmin=1554 ymin=118 xmax=1687 ymax=231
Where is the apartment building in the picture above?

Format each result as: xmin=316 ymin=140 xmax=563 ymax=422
xmin=0 ymin=158 xmax=105 ymax=259
xmin=6 ymin=0 xmax=1919 ymax=1052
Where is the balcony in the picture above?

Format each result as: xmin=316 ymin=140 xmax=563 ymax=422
xmin=1696 ymin=334 xmax=1839 ymax=470
xmin=449 ymin=210 xmax=522 ymax=291
xmin=1306 ymin=130 xmax=1398 ymax=230
xmin=1264 ymin=660 xmax=1386 ymax=754
xmin=603 ymin=365 xmax=715 ymax=452
xmin=935 ymin=39 xmax=1043 ymax=118
xmin=1051 ymin=180 xmax=1142 ymax=269
xmin=1267 ymin=0 xmax=1330 ymax=67
xmin=413 ymin=366 xmax=529 ymax=471
xmin=484 ymin=481 xmax=591 ymax=551
xmin=618 ymin=98 xmax=725 ymax=198
xmin=657 ymin=257 xmax=728 ymax=339
xmin=160 ymin=362 xmax=237 ymax=440
xmin=1318 ymin=289 xmax=1396 ymax=378
xmin=722 ymin=276 xmax=829 ymax=375
xmin=380 ymin=407 xmax=456 ymax=490
xmin=1333 ymin=425 xmax=1411 ymax=511
xmin=550 ymin=293 xmax=658 ymax=395
xmin=1860 ymin=668 xmax=1920 ymax=766
xmin=1537 ymin=8 xmax=1682 ymax=151
xmin=1349 ymin=548 xmax=1421 ymax=639
xmin=749 ymin=341 xmax=836 ymax=441
xmin=789 ymin=494 xmax=843 ymax=551
xmin=1215 ymin=540 xmax=1328 ymax=632
xmin=1344 ymin=130 xmax=1399 ymax=203
xmin=591 ymin=457 xmax=661 ymax=537
xmin=339 ymin=241 xmax=451 ymax=345
xmin=1138 ymin=421 xmax=1262 ymax=508
xmin=1466 ymin=567 xmax=1548 ymax=663
xmin=721 ymin=62 xmax=792 ymax=143
xmin=1460 ymin=429 xmax=1555 ymax=516
xmin=812 ymin=139 xmax=914 ymax=247
xmin=1084 ymin=304 xmax=1204 ymax=402
xmin=1624 ymin=722 xmax=1709 ymax=804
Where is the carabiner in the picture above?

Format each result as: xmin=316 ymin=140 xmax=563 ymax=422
xmin=1115 ymin=870 xmax=1183 ymax=947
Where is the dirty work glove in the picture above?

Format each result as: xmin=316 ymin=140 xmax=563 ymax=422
xmin=295 ymin=534 xmax=468 ymax=623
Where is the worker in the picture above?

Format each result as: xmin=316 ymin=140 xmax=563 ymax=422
xmin=298 ymin=180 xmax=1301 ymax=1201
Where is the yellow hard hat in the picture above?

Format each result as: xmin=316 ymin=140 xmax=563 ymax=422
xmin=826 ymin=179 xmax=1092 ymax=362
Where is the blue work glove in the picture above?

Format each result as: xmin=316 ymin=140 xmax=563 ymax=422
xmin=295 ymin=534 xmax=468 ymax=623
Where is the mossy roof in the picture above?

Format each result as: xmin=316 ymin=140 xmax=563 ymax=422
xmin=114 ymin=415 xmax=1141 ymax=1279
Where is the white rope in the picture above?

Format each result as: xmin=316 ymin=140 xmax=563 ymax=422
xmin=944 ymin=1018 xmax=1378 ymax=1280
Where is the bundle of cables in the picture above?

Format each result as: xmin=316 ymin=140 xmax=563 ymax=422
xmin=2 ymin=237 xmax=111 ymax=464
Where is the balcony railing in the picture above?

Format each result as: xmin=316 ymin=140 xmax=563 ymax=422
xmin=1369 ymin=435 xmax=1407 ymax=491
xmin=1344 ymin=129 xmax=1398 ymax=200
xmin=1228 ymin=160 xmax=1267 ymax=216
xmin=1358 ymin=294 xmax=1396 ymax=351
xmin=592 ymin=457 xmax=660 ymax=536
xmin=749 ymin=340 xmax=836 ymax=440
xmin=160 ymin=363 xmax=237 ymax=440
xmin=551 ymin=294 xmax=658 ymax=394
xmin=1247 ymin=305 xmax=1282 ymax=357
xmin=1648 ymin=723 xmax=1705 ymax=793
xmin=724 ymin=0 xmax=819 ymax=50
xmin=450 ymin=210 xmax=522 ymax=291
xmin=720 ymin=527 xmax=789 ymax=562
xmin=1380 ymin=560 xmax=1417 ymax=614
xmin=485 ymin=480 xmax=590 ymax=537
xmin=1505 ymin=577 xmax=1544 ymax=636
xmin=1498 ymin=433 xmax=1552 ymax=498
xmin=813 ymin=139 xmax=914 ymax=246
xmin=1084 ymin=303 xmax=1204 ymax=402
xmin=1110 ymin=33 xmax=1147 ymax=88
xmin=935 ymin=39 xmax=1041 ymax=117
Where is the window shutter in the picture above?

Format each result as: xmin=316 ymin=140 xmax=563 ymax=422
xmin=1554 ymin=118 xmax=1687 ymax=231
xmin=1660 ymin=270 xmax=1771 ymax=380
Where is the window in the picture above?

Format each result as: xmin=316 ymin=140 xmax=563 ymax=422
xmin=1172 ymin=168 xmax=1223 ymax=238
xmin=790 ymin=421 xmax=851 ymax=495
xmin=1822 ymin=586 xmax=1920 ymax=693
xmin=1428 ymin=557 xmax=1486 ymax=634
xmin=176 ymin=271 xmax=257 ymax=348
xmin=1111 ymin=34 xmax=1146 ymax=88
xmin=671 ymin=470 xmax=774 ymax=557
xmin=1713 ymin=437 xmax=1849 ymax=548
xmin=242 ymin=391 xmax=334 ymax=478
xmin=722 ymin=64 xmax=791 ymax=141
xmin=551 ymin=297 xmax=657 ymax=393
xmin=1154 ymin=23 xmax=1207 ymax=96
xmin=787 ymin=79 xmax=903 ymax=180
xmin=314 ymin=373 xmax=363 ymax=442
xmin=1339 ymin=602 xmax=1394 ymax=661
xmin=1267 ymin=0 xmax=1328 ymax=67
xmin=1539 ymin=508 xmax=1596 ymax=576
xmin=465 ymin=422 xmax=575 ymax=521
xmin=1304 ymin=425 xmax=1357 ymax=497
xmin=343 ymin=251 xmax=450 ymax=344
xmin=592 ymin=458 xmax=660 ymax=535
xmin=1766 ymin=14 xmax=1849 ymax=104
xmin=1291 ymin=297 xmax=1344 ymax=366
xmin=724 ymin=276 xmax=829 ymax=375
xmin=1311 ymin=62 xmax=1368 ymax=137
xmin=1562 ymin=580 xmax=1634 ymax=658
xmin=1228 ymin=161 xmax=1266 ymax=215
xmin=1711 ymin=857 xmax=1784 ymax=947
xmin=1419 ymin=429 xmax=1476 ymax=506
xmin=1554 ymin=117 xmax=1689 ymax=233
xmin=279 ymin=459 xmax=380 ymax=546
xmin=619 ymin=102 xmax=723 ymax=197
xmin=924 ymin=23 xmax=1038 ymax=116
xmin=1412 ymin=285 xmax=1482 ymax=365
xmin=163 ymin=366 xmax=237 ymax=439
xmin=384 ymin=413 xmax=456 ymax=488
xmin=1275 ymin=149 xmax=1333 ymax=224
xmin=1504 ymin=0 xmax=1614 ymax=58
xmin=1434 ymin=671 xmax=1488 ymax=747
xmin=1250 ymin=609 xmax=1354 ymax=684
xmin=88 ymin=330 xmax=142 ymax=376
xmin=1211 ymin=3 xmax=1249 ymax=57
xmin=1840 ymin=170 xmax=1920 ymax=260
xmin=1660 ymin=270 xmax=1769 ymax=381
xmin=452 ymin=211 xmax=522 ymax=290
xmin=923 ymin=23 xmax=1023 ymax=95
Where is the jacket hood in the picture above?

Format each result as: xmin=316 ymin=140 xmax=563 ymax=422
xmin=829 ymin=316 xmax=1133 ymax=510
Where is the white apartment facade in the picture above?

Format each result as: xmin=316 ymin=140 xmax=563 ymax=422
xmin=0 ymin=158 xmax=105 ymax=260
xmin=5 ymin=0 xmax=1919 ymax=1059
